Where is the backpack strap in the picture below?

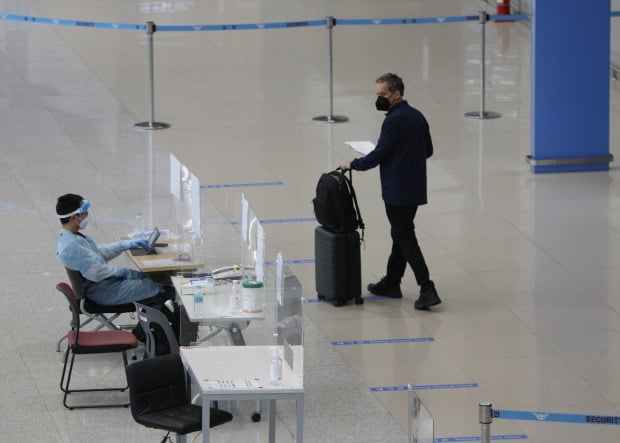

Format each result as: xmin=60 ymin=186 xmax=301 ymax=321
xmin=341 ymin=168 xmax=365 ymax=243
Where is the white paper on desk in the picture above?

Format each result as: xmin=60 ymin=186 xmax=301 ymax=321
xmin=205 ymin=379 xmax=263 ymax=389
xmin=345 ymin=141 xmax=375 ymax=156
xmin=142 ymin=258 xmax=195 ymax=268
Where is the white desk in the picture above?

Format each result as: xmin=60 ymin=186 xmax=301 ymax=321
xmin=171 ymin=277 xmax=265 ymax=323
xmin=124 ymin=240 xmax=204 ymax=273
xmin=180 ymin=346 xmax=304 ymax=443
xmin=171 ymin=277 xmax=266 ymax=345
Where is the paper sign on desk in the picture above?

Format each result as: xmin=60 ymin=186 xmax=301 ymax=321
xmin=142 ymin=258 xmax=196 ymax=267
xmin=205 ymin=379 xmax=263 ymax=389
xmin=345 ymin=141 xmax=375 ymax=156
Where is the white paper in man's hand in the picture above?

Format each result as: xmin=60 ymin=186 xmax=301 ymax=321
xmin=345 ymin=141 xmax=375 ymax=156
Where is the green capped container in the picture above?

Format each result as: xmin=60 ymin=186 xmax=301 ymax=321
xmin=241 ymin=279 xmax=264 ymax=313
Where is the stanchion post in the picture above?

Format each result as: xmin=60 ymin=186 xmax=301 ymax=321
xmin=312 ymin=16 xmax=348 ymax=124
xmin=135 ymin=21 xmax=170 ymax=130
xmin=479 ymin=402 xmax=493 ymax=443
xmin=464 ymin=11 xmax=501 ymax=120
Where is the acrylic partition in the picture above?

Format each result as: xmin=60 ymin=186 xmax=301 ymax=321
xmin=104 ymin=132 xmax=241 ymax=272
xmin=82 ymin=132 xmax=179 ymax=245
xmin=181 ymin=252 xmax=304 ymax=353
xmin=274 ymin=253 xmax=304 ymax=380
xmin=408 ymin=386 xmax=434 ymax=443
xmin=239 ymin=192 xmax=265 ymax=281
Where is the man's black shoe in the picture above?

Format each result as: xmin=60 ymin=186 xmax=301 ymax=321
xmin=414 ymin=287 xmax=441 ymax=310
xmin=367 ymin=279 xmax=402 ymax=299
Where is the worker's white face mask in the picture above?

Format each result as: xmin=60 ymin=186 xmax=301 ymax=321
xmin=78 ymin=214 xmax=90 ymax=230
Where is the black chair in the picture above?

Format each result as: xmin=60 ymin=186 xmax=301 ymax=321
xmin=126 ymin=354 xmax=233 ymax=442
xmin=57 ymin=282 xmax=139 ymax=410
xmin=56 ymin=268 xmax=135 ymax=352
xmin=135 ymin=302 xmax=179 ymax=358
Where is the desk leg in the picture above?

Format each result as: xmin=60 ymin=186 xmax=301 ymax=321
xmin=227 ymin=322 xmax=246 ymax=346
xmin=202 ymin=396 xmax=211 ymax=443
xmin=296 ymin=396 xmax=304 ymax=443
xmin=268 ymin=399 xmax=276 ymax=442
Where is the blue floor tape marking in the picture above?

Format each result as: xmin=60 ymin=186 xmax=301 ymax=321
xmin=0 ymin=202 xmax=37 ymax=213
xmin=230 ymin=217 xmax=316 ymax=225
xmin=265 ymin=259 xmax=315 ymax=266
xmin=332 ymin=337 xmax=434 ymax=346
xmin=201 ymin=181 xmax=283 ymax=189
xmin=260 ymin=217 xmax=317 ymax=224
xmin=494 ymin=409 xmax=620 ymax=425
xmin=435 ymin=435 xmax=527 ymax=442
xmin=303 ymin=294 xmax=390 ymax=303
xmin=371 ymin=383 xmax=478 ymax=392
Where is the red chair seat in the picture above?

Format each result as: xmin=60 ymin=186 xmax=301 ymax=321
xmin=68 ymin=329 xmax=138 ymax=353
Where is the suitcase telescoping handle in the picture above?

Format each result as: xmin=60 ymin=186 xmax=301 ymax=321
xmin=336 ymin=167 xmax=365 ymax=244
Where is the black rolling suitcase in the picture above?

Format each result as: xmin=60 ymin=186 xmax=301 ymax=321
xmin=315 ymin=226 xmax=364 ymax=306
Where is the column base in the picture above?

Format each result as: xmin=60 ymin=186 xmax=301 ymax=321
xmin=526 ymin=154 xmax=613 ymax=173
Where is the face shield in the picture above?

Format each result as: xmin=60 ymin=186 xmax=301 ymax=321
xmin=57 ymin=199 xmax=96 ymax=228
xmin=57 ymin=199 xmax=91 ymax=218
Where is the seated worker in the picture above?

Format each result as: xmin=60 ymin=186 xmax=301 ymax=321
xmin=55 ymin=193 xmax=197 ymax=348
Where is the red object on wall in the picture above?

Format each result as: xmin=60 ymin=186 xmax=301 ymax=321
xmin=497 ymin=0 xmax=511 ymax=15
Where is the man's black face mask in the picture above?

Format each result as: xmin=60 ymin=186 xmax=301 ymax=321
xmin=375 ymin=95 xmax=390 ymax=111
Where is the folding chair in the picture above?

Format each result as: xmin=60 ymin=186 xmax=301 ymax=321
xmin=134 ymin=302 xmax=179 ymax=358
xmin=57 ymin=282 xmax=138 ymax=410
xmin=126 ymin=354 xmax=233 ymax=443
xmin=56 ymin=268 xmax=135 ymax=352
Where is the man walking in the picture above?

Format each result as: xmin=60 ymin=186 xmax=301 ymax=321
xmin=340 ymin=73 xmax=441 ymax=310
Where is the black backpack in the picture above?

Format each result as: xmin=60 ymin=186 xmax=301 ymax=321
xmin=313 ymin=168 xmax=365 ymax=236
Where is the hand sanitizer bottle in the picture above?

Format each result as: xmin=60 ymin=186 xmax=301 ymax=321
xmin=270 ymin=348 xmax=282 ymax=386
xmin=228 ymin=280 xmax=241 ymax=312
xmin=193 ymin=285 xmax=205 ymax=314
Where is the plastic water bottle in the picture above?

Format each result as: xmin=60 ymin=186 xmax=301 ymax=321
xmin=270 ymin=348 xmax=282 ymax=386
xmin=135 ymin=211 xmax=144 ymax=233
xmin=228 ymin=281 xmax=241 ymax=312
xmin=193 ymin=287 xmax=204 ymax=315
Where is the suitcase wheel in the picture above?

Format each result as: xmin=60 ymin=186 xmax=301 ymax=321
xmin=333 ymin=300 xmax=345 ymax=307
xmin=317 ymin=294 xmax=326 ymax=300
xmin=354 ymin=297 xmax=364 ymax=305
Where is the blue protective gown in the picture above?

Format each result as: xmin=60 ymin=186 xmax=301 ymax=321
xmin=56 ymin=229 xmax=162 ymax=306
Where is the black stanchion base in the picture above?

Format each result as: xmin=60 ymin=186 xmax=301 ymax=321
xmin=134 ymin=121 xmax=170 ymax=131
xmin=312 ymin=115 xmax=349 ymax=124
xmin=464 ymin=111 xmax=501 ymax=120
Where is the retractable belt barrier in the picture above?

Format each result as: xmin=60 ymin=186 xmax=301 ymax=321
xmin=2 ymin=11 xmax=617 ymax=128
xmin=0 ymin=13 xmax=534 ymax=30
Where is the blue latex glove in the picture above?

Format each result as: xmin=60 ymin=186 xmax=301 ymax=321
xmin=121 ymin=239 xmax=149 ymax=250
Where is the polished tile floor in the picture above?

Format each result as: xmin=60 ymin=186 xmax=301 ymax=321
xmin=1 ymin=0 xmax=620 ymax=442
